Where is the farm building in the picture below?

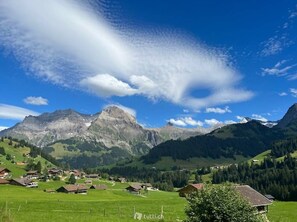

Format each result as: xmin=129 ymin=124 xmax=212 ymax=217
xmin=178 ymin=183 xmax=204 ymax=197
xmin=235 ymin=185 xmax=272 ymax=213
xmin=25 ymin=170 xmax=39 ymax=179
xmin=0 ymin=178 xmax=9 ymax=185
xmin=90 ymin=184 xmax=108 ymax=190
xmin=85 ymin=174 xmax=99 ymax=179
xmin=56 ymin=184 xmax=88 ymax=194
xmin=126 ymin=184 xmax=142 ymax=194
xmin=117 ymin=177 xmax=126 ymax=183
xmin=10 ymin=178 xmax=38 ymax=187
xmin=0 ymin=167 xmax=11 ymax=179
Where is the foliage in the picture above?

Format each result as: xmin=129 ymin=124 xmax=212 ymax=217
xmin=270 ymin=138 xmax=297 ymax=157
xmin=213 ymin=154 xmax=297 ymax=200
xmin=0 ymin=146 xmax=5 ymax=155
xmin=143 ymin=121 xmax=283 ymax=164
xmin=68 ymin=174 xmax=76 ymax=184
xmin=184 ymin=184 xmax=263 ymax=222
xmin=99 ymin=166 xmax=191 ymax=191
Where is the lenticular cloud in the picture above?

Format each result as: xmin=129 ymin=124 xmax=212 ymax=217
xmin=0 ymin=0 xmax=253 ymax=109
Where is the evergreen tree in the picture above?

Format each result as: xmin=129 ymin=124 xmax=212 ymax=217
xmin=68 ymin=174 xmax=76 ymax=184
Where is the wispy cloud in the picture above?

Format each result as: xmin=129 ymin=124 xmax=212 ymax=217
xmin=290 ymin=88 xmax=297 ymax=97
xmin=204 ymin=118 xmax=222 ymax=127
xmin=169 ymin=117 xmax=204 ymax=127
xmin=23 ymin=96 xmax=48 ymax=105
xmin=261 ymin=60 xmax=297 ymax=78
xmin=279 ymin=92 xmax=288 ymax=96
xmin=205 ymin=106 xmax=231 ymax=114
xmin=260 ymin=5 xmax=296 ymax=57
xmin=0 ymin=104 xmax=39 ymax=120
xmin=0 ymin=126 xmax=8 ymax=131
xmin=251 ymin=114 xmax=268 ymax=122
xmin=0 ymin=0 xmax=253 ymax=110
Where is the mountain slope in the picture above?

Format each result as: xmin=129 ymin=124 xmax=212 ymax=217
xmin=0 ymin=109 xmax=97 ymax=147
xmin=142 ymin=121 xmax=284 ymax=164
xmin=0 ymin=106 xmax=205 ymax=167
xmin=277 ymin=103 xmax=297 ymax=128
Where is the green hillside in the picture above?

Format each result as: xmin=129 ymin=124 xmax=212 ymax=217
xmin=0 ymin=138 xmax=56 ymax=177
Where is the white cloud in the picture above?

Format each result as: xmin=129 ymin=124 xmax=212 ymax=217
xmin=0 ymin=126 xmax=8 ymax=131
xmin=236 ymin=116 xmax=248 ymax=123
xmin=80 ymin=74 xmax=137 ymax=97
xmin=169 ymin=117 xmax=204 ymax=127
xmin=23 ymin=96 xmax=48 ymax=105
xmin=205 ymin=106 xmax=231 ymax=114
xmin=204 ymin=118 xmax=222 ymax=126
xmin=104 ymin=104 xmax=136 ymax=117
xmin=279 ymin=92 xmax=288 ymax=96
xmin=0 ymin=104 xmax=39 ymax=120
xmin=168 ymin=118 xmax=187 ymax=127
xmin=261 ymin=60 xmax=296 ymax=77
xmin=0 ymin=0 xmax=253 ymax=110
xmin=183 ymin=109 xmax=189 ymax=113
xmin=224 ymin=120 xmax=236 ymax=125
xmin=251 ymin=114 xmax=268 ymax=122
xmin=290 ymin=88 xmax=297 ymax=97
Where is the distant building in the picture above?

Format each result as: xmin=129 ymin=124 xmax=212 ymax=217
xmin=48 ymin=168 xmax=63 ymax=177
xmin=90 ymin=184 xmax=108 ymax=190
xmin=264 ymin=194 xmax=275 ymax=201
xmin=85 ymin=174 xmax=99 ymax=179
xmin=126 ymin=184 xmax=142 ymax=194
xmin=117 ymin=177 xmax=126 ymax=183
xmin=0 ymin=178 xmax=9 ymax=185
xmin=0 ymin=167 xmax=11 ymax=179
xmin=56 ymin=184 xmax=88 ymax=194
xmin=178 ymin=183 xmax=204 ymax=197
xmin=10 ymin=178 xmax=38 ymax=188
xmin=235 ymin=185 xmax=272 ymax=213
xmin=26 ymin=170 xmax=39 ymax=179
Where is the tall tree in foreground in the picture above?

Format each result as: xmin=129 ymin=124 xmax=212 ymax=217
xmin=68 ymin=174 xmax=76 ymax=184
xmin=184 ymin=184 xmax=264 ymax=222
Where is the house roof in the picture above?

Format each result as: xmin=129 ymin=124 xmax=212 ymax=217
xmin=91 ymin=184 xmax=107 ymax=190
xmin=190 ymin=183 xmax=204 ymax=189
xmin=27 ymin=170 xmax=38 ymax=175
xmin=62 ymin=185 xmax=79 ymax=192
xmin=0 ymin=167 xmax=11 ymax=173
xmin=235 ymin=185 xmax=272 ymax=207
xmin=0 ymin=178 xmax=9 ymax=184
xmin=126 ymin=184 xmax=142 ymax=191
xmin=264 ymin=194 xmax=275 ymax=199
xmin=11 ymin=178 xmax=32 ymax=186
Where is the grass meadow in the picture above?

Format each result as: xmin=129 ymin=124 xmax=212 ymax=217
xmin=1 ymin=181 xmax=297 ymax=222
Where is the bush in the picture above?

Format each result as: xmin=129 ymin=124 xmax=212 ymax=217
xmin=184 ymin=184 xmax=264 ymax=222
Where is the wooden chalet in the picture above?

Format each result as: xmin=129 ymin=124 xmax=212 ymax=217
xmin=85 ymin=174 xmax=99 ymax=179
xmin=56 ymin=184 xmax=88 ymax=194
xmin=178 ymin=183 xmax=204 ymax=197
xmin=26 ymin=170 xmax=39 ymax=179
xmin=117 ymin=177 xmax=126 ymax=183
xmin=48 ymin=168 xmax=63 ymax=177
xmin=0 ymin=178 xmax=9 ymax=185
xmin=0 ymin=167 xmax=11 ymax=179
xmin=90 ymin=184 xmax=108 ymax=190
xmin=235 ymin=185 xmax=272 ymax=213
xmin=126 ymin=184 xmax=142 ymax=194
xmin=10 ymin=178 xmax=33 ymax=187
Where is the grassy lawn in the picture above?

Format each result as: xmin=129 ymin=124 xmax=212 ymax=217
xmin=267 ymin=201 xmax=297 ymax=222
xmin=1 ymin=182 xmax=297 ymax=222
xmin=0 ymin=182 xmax=186 ymax=222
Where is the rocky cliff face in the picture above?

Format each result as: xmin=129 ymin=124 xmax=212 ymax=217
xmin=0 ymin=109 xmax=97 ymax=147
xmin=277 ymin=103 xmax=297 ymax=128
xmin=0 ymin=106 xmax=204 ymax=158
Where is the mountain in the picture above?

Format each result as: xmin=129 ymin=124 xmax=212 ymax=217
xmin=142 ymin=120 xmax=285 ymax=164
xmin=277 ymin=103 xmax=297 ymax=128
xmin=0 ymin=106 xmax=205 ymax=167
xmin=0 ymin=109 xmax=97 ymax=147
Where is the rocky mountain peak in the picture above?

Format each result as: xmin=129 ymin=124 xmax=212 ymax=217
xmin=277 ymin=103 xmax=297 ymax=128
xmin=99 ymin=106 xmax=136 ymax=123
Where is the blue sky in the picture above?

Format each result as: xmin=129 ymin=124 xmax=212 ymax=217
xmin=0 ymin=0 xmax=297 ymax=130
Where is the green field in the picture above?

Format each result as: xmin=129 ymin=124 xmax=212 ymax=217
xmin=0 ymin=182 xmax=186 ymax=222
xmin=1 ymin=182 xmax=297 ymax=222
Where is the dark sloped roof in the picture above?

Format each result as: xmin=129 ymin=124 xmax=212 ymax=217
xmin=90 ymin=184 xmax=107 ymax=190
xmin=235 ymin=185 xmax=272 ymax=207
xmin=11 ymin=178 xmax=32 ymax=186
xmin=191 ymin=183 xmax=204 ymax=189
xmin=126 ymin=184 xmax=142 ymax=191
xmin=63 ymin=185 xmax=78 ymax=192
xmin=0 ymin=167 xmax=11 ymax=173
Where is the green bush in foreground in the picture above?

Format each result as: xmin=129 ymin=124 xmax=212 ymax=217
xmin=184 ymin=184 xmax=264 ymax=222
